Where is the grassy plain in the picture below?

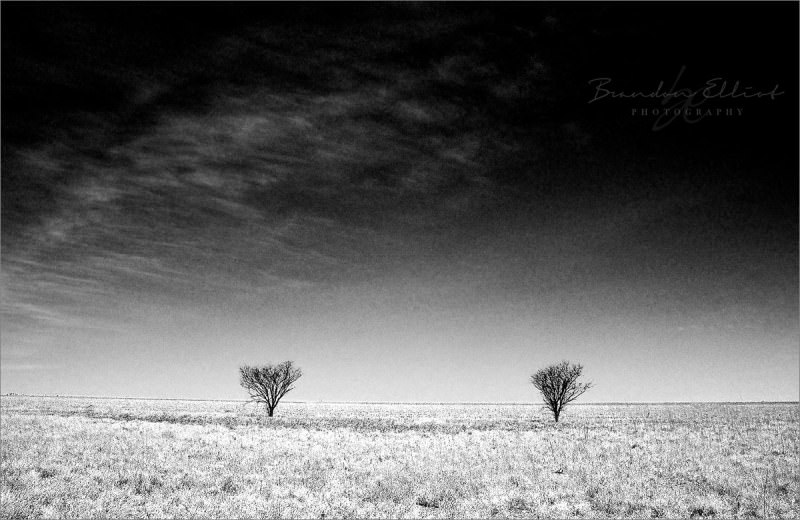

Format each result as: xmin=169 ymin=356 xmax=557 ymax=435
xmin=1 ymin=396 xmax=798 ymax=518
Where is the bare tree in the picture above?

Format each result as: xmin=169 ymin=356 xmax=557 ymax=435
xmin=530 ymin=360 xmax=592 ymax=422
xmin=239 ymin=361 xmax=302 ymax=417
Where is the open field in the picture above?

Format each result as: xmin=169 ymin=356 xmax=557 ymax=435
xmin=1 ymin=396 xmax=798 ymax=519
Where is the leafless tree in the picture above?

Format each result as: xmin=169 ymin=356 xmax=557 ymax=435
xmin=530 ymin=360 xmax=592 ymax=422
xmin=239 ymin=361 xmax=302 ymax=417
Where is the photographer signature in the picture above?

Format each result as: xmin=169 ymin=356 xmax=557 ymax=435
xmin=588 ymin=66 xmax=783 ymax=130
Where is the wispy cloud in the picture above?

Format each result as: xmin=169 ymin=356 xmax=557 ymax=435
xmin=4 ymin=11 xmax=550 ymax=337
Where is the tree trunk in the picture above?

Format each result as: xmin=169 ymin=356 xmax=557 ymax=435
xmin=267 ymin=407 xmax=274 ymax=417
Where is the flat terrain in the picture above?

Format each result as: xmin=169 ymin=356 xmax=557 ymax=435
xmin=1 ymin=396 xmax=797 ymax=518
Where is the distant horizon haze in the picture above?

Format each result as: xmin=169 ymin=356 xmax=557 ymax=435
xmin=2 ymin=393 xmax=798 ymax=406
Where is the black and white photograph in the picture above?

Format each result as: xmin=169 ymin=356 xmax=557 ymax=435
xmin=1 ymin=2 xmax=798 ymax=518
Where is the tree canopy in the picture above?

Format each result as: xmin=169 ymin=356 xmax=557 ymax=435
xmin=531 ymin=360 xmax=592 ymax=422
xmin=239 ymin=361 xmax=302 ymax=417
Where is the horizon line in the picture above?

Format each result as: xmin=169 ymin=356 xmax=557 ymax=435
xmin=1 ymin=393 xmax=797 ymax=406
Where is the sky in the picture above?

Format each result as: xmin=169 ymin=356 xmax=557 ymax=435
xmin=2 ymin=3 xmax=797 ymax=402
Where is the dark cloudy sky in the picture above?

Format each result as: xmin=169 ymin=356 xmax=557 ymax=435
xmin=2 ymin=3 xmax=797 ymax=402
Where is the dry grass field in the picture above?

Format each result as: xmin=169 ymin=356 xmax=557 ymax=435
xmin=1 ymin=396 xmax=797 ymax=519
